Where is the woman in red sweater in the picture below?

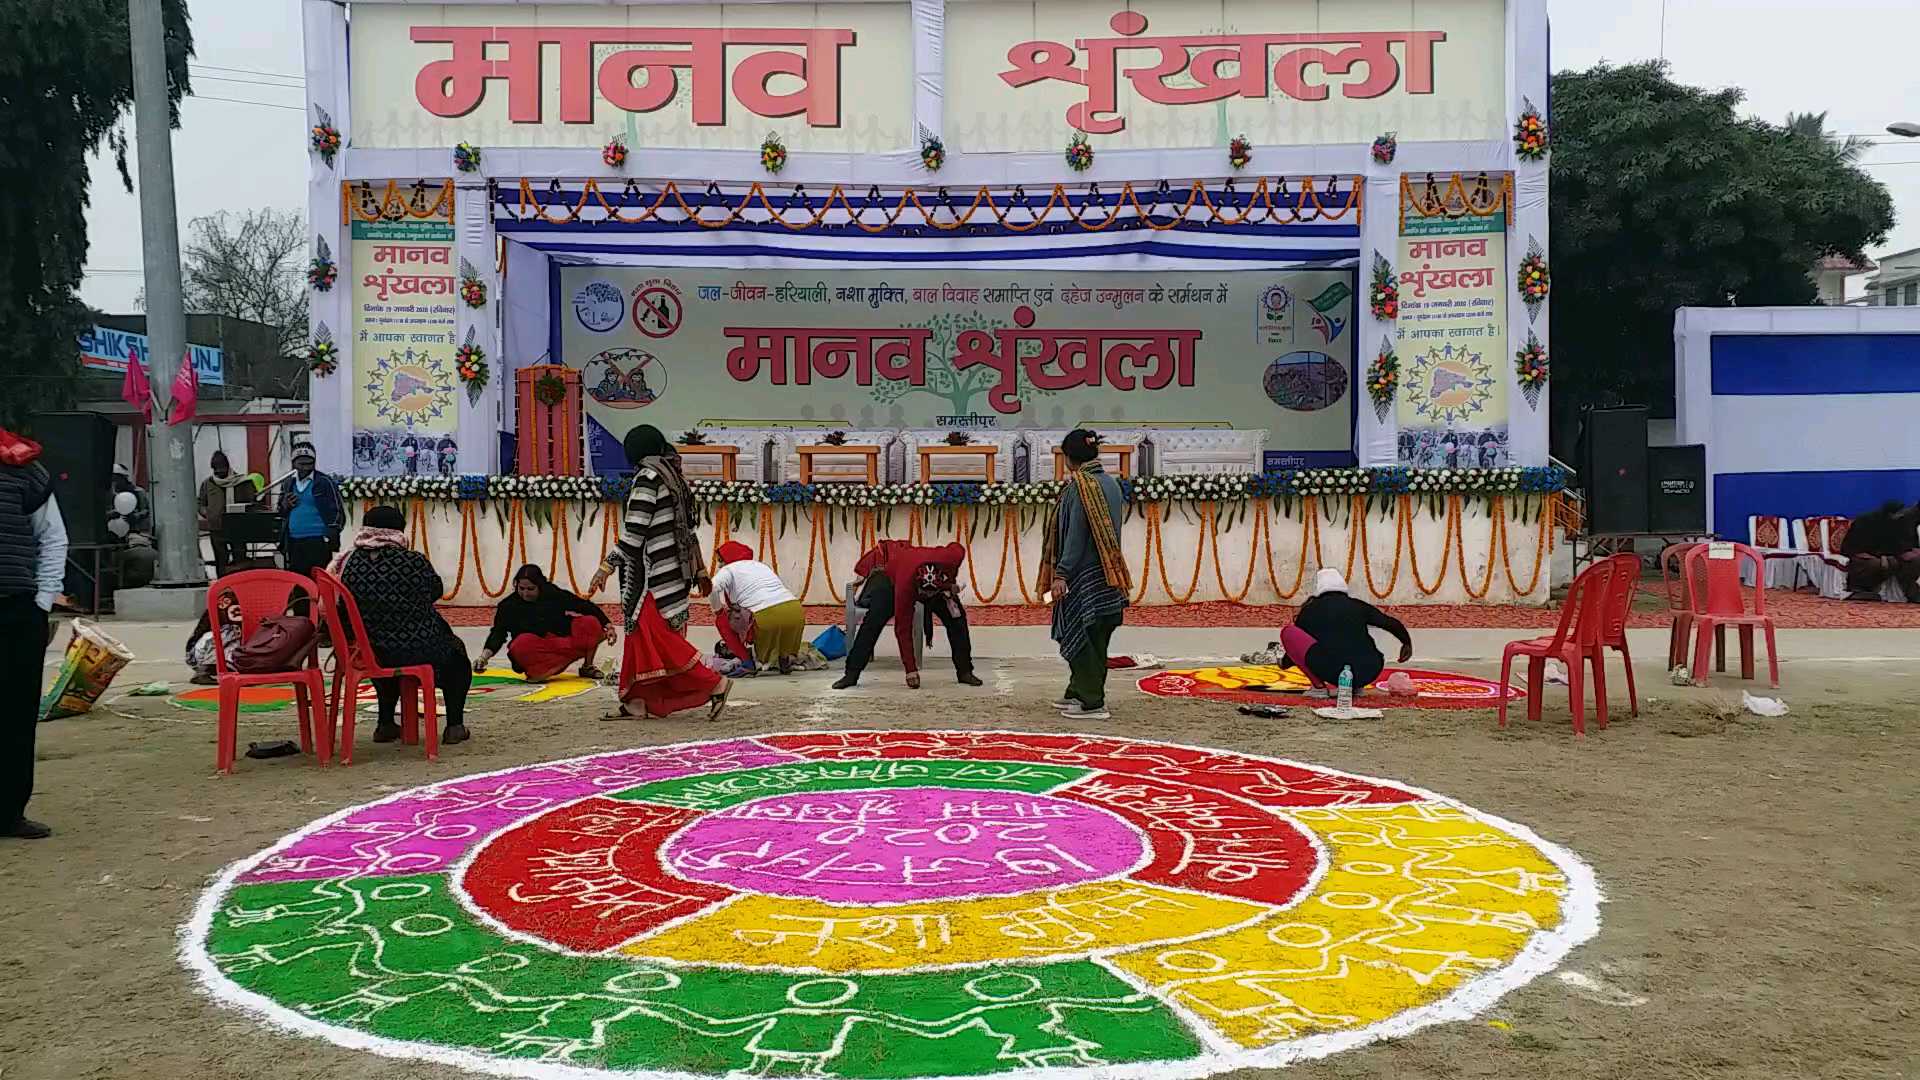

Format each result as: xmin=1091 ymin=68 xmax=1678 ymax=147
xmin=834 ymin=541 xmax=981 ymax=689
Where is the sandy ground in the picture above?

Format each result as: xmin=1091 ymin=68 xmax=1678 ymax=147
xmin=2 ymin=620 xmax=1917 ymax=1080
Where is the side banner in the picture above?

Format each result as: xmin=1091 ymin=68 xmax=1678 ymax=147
xmin=1395 ymin=211 xmax=1509 ymax=467
xmin=557 ymin=267 xmax=1357 ymax=459
xmin=351 ymin=219 xmax=459 ymax=477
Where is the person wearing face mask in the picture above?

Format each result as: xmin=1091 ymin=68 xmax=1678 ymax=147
xmin=472 ymin=564 xmax=614 ymax=681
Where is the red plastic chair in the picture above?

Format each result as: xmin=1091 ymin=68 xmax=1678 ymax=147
xmin=1660 ymin=543 xmax=1704 ymax=670
xmin=312 ymin=568 xmax=439 ymax=766
xmin=1683 ymin=543 xmax=1781 ymax=688
xmin=1597 ymin=552 xmax=1642 ymax=717
xmin=207 ymin=570 xmax=330 ymax=774
xmin=1499 ymin=559 xmax=1616 ymax=736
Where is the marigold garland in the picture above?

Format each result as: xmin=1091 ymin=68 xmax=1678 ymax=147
xmin=453 ymin=141 xmax=482 ymax=173
xmin=760 ymin=133 xmax=787 ymax=174
xmin=1064 ymin=132 xmax=1095 ymax=172
xmin=1228 ymin=134 xmax=1252 ymax=171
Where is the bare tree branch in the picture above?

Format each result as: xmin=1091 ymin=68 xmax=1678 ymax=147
xmin=178 ymin=208 xmax=309 ymax=363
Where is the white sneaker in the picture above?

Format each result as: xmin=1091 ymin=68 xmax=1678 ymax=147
xmin=1050 ymin=697 xmax=1079 ymax=710
xmin=1059 ymin=703 xmax=1111 ymax=720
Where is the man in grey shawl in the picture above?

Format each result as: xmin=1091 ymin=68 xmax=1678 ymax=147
xmin=1044 ymin=429 xmax=1130 ymax=720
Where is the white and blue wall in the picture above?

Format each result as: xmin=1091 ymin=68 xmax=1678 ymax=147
xmin=1675 ymin=306 xmax=1920 ymax=536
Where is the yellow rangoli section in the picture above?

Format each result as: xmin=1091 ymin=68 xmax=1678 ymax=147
xmin=624 ymin=881 xmax=1268 ymax=972
xmin=1175 ymin=665 xmax=1317 ymax=691
xmin=1107 ymin=802 xmax=1569 ymax=1048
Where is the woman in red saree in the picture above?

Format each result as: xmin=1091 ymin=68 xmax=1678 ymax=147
xmin=588 ymin=425 xmax=730 ymax=720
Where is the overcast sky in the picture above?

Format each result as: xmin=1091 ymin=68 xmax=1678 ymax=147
xmin=77 ymin=0 xmax=1920 ymax=312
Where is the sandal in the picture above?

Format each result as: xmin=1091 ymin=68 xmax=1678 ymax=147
xmin=706 ymin=678 xmax=733 ymax=720
xmin=578 ymin=666 xmax=606 ymax=682
xmin=599 ymin=703 xmax=647 ymax=722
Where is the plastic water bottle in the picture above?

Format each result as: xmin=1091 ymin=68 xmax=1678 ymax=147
xmin=1336 ymin=666 xmax=1354 ymax=711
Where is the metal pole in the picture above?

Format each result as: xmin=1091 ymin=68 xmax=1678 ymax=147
xmin=127 ymin=0 xmax=205 ymax=586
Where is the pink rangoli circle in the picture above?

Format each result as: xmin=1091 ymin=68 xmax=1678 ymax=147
xmin=658 ymin=786 xmax=1148 ymax=903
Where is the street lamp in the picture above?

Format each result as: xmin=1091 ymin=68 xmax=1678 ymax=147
xmin=1889 ymin=122 xmax=1920 ymax=138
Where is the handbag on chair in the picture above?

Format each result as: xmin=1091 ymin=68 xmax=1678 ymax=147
xmin=232 ymin=614 xmax=317 ymax=673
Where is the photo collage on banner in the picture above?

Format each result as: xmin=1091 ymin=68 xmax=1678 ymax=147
xmin=351 ymin=217 xmax=459 ymax=477
xmin=1396 ymin=208 xmax=1510 ymax=467
xmin=558 ymin=267 xmax=1358 ymax=469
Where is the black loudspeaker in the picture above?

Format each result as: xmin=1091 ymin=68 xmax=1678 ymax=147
xmin=1582 ymin=407 xmax=1649 ymax=535
xmin=36 ymin=412 xmax=117 ymax=546
xmin=1647 ymin=445 xmax=1707 ymax=534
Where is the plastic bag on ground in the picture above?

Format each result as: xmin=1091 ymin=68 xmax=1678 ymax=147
xmin=1741 ymin=691 xmax=1788 ymax=717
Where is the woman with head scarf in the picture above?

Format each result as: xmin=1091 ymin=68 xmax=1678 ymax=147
xmin=473 ymin=564 xmax=614 ymax=681
xmin=337 ymin=505 xmax=475 ymax=744
xmin=709 ymin=541 xmax=804 ymax=674
xmin=1279 ymin=569 xmax=1414 ymax=696
xmin=588 ymin=425 xmax=730 ymax=719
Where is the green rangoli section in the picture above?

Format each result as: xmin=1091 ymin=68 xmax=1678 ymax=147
xmin=203 ymin=875 xmax=1203 ymax=1076
xmin=611 ymin=758 xmax=1092 ymax=810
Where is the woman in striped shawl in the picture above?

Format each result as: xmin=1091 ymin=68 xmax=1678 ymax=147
xmin=1043 ymin=430 xmax=1130 ymax=720
xmin=589 ymin=425 xmax=730 ymax=720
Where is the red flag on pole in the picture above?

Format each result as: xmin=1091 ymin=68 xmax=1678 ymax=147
xmin=121 ymin=344 xmax=153 ymax=421
xmin=169 ymin=347 xmax=199 ymax=426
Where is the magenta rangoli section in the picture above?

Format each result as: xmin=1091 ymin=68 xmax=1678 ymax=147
xmin=659 ymin=786 xmax=1147 ymax=903
xmin=239 ymin=740 xmax=800 ymax=883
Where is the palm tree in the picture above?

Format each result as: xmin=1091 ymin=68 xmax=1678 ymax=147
xmin=1784 ymin=111 xmax=1869 ymax=163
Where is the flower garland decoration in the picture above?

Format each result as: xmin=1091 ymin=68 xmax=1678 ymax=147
xmin=1518 ymin=237 xmax=1550 ymax=323
xmin=1369 ymin=253 xmax=1399 ymax=321
xmin=1515 ymin=332 xmax=1549 ymax=409
xmin=602 ymin=136 xmax=628 ymax=169
xmin=1514 ymin=99 xmax=1549 ymax=161
xmin=919 ymin=129 xmax=946 ymax=172
xmin=458 ymin=257 xmax=487 ymax=309
xmin=310 ymin=107 xmax=341 ymax=167
xmin=1064 ymin=132 xmax=1095 ymax=172
xmin=306 ymin=325 xmax=338 ymax=377
xmin=306 ymin=236 xmax=336 ymax=292
xmin=1228 ymin=134 xmax=1252 ymax=171
xmin=336 ymin=467 xmax=1570 ymax=506
xmin=1371 ymin=131 xmax=1398 ymax=165
xmin=1366 ymin=341 xmax=1400 ymax=422
xmin=452 ymin=141 xmax=482 ymax=173
xmin=455 ymin=330 xmax=488 ymax=403
xmin=532 ymin=371 xmax=567 ymax=407
xmin=760 ymin=133 xmax=787 ymax=174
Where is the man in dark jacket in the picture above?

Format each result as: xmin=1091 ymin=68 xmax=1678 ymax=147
xmin=277 ymin=444 xmax=344 ymax=578
xmin=1 ymin=428 xmax=68 ymax=840
xmin=1840 ymin=500 xmax=1920 ymax=602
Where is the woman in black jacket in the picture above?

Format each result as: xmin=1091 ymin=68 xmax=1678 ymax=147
xmin=1280 ymin=569 xmax=1414 ymax=695
xmin=337 ymin=505 xmax=473 ymax=744
xmin=472 ymin=565 xmax=614 ymax=681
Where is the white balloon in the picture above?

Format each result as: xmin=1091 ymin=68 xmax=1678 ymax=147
xmin=113 ymin=492 xmax=137 ymax=515
xmin=107 ymin=517 xmax=130 ymax=538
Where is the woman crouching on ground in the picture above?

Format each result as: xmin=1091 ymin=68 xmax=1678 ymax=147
xmin=472 ymin=564 xmax=615 ymax=681
xmin=1279 ymin=569 xmax=1413 ymax=697
xmin=709 ymin=541 xmax=805 ymax=674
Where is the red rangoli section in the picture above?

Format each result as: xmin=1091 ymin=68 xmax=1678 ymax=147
xmin=763 ymin=732 xmax=1419 ymax=808
xmin=461 ymin=797 xmax=733 ymax=953
xmin=1052 ymin=773 xmax=1317 ymax=907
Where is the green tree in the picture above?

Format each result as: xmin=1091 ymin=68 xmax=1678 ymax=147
xmin=1549 ymin=63 xmax=1893 ymax=456
xmin=0 ymin=1 xmax=194 ymax=433
xmin=870 ymin=311 xmax=1053 ymax=417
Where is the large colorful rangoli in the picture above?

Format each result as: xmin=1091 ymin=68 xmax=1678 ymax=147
xmin=184 ymin=731 xmax=1599 ymax=1079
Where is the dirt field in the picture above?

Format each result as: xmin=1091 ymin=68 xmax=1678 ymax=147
xmin=2 ymin=649 xmax=1917 ymax=1080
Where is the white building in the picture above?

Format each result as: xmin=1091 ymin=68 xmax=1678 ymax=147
xmin=1865 ymin=248 xmax=1920 ymax=306
xmin=1810 ymin=253 xmax=1875 ymax=305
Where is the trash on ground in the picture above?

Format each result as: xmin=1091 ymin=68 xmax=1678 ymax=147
xmin=1741 ymin=691 xmax=1789 ymax=717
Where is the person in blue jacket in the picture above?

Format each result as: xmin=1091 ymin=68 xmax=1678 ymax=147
xmin=276 ymin=444 xmax=344 ymax=578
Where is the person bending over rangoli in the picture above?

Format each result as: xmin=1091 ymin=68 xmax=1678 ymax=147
xmin=472 ymin=564 xmax=614 ymax=682
xmin=835 ymin=540 xmax=982 ymax=690
xmin=1279 ymin=569 xmax=1414 ymax=697
xmin=709 ymin=542 xmax=805 ymax=675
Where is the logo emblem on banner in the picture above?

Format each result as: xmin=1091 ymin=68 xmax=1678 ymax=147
xmin=1263 ymin=351 xmax=1348 ymax=413
xmin=632 ymin=284 xmax=685 ymax=339
xmin=1406 ymin=343 xmax=1496 ymax=425
xmin=573 ymin=281 xmax=625 ymax=333
xmin=1308 ymin=282 xmax=1352 ymax=344
xmin=363 ymin=348 xmax=455 ymax=430
xmin=583 ymin=348 xmax=667 ymax=410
